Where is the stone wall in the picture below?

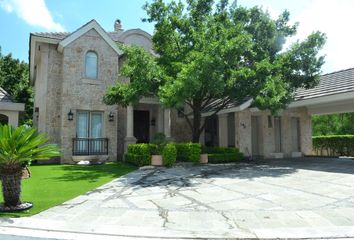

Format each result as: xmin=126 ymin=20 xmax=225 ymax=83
xmin=46 ymin=44 xmax=63 ymax=145
xmin=218 ymin=107 xmax=312 ymax=158
xmin=0 ymin=110 xmax=19 ymax=126
xmin=59 ymin=29 xmax=119 ymax=163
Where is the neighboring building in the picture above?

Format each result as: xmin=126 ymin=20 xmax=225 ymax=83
xmin=29 ymin=19 xmax=354 ymax=163
xmin=0 ymin=88 xmax=25 ymax=126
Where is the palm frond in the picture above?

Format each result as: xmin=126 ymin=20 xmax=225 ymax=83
xmin=0 ymin=124 xmax=60 ymax=166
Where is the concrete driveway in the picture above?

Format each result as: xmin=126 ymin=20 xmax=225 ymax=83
xmin=2 ymin=158 xmax=354 ymax=239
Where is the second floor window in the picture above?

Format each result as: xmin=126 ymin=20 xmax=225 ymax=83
xmin=85 ymin=51 xmax=98 ymax=79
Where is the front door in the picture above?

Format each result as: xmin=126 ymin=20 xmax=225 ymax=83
xmin=291 ymin=117 xmax=301 ymax=152
xmin=204 ymin=115 xmax=218 ymax=147
xmin=134 ymin=110 xmax=150 ymax=143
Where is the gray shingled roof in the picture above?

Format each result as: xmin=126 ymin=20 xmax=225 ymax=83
xmin=295 ymin=68 xmax=354 ymax=101
xmin=32 ymin=31 xmax=124 ymax=42
xmin=0 ymin=88 xmax=14 ymax=103
xmin=204 ymin=68 xmax=354 ymax=113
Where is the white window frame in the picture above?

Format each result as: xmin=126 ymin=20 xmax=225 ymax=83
xmin=76 ymin=111 xmax=104 ymax=138
xmin=85 ymin=51 xmax=98 ymax=79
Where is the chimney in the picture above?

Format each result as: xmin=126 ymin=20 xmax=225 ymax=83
xmin=114 ymin=19 xmax=122 ymax=32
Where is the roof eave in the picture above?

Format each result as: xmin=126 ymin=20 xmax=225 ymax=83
xmin=57 ymin=20 xmax=123 ymax=56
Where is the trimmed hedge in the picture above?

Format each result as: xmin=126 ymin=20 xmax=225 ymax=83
xmin=125 ymin=144 xmax=156 ymax=167
xmin=162 ymin=143 xmax=177 ymax=167
xmin=313 ymin=135 xmax=354 ymax=156
xmin=174 ymin=143 xmax=201 ymax=163
xmin=125 ymin=153 xmax=150 ymax=167
xmin=202 ymin=147 xmax=240 ymax=154
xmin=205 ymin=147 xmax=244 ymax=163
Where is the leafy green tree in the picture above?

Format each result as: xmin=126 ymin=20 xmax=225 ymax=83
xmin=104 ymin=0 xmax=326 ymax=142
xmin=0 ymin=47 xmax=33 ymax=125
xmin=312 ymin=113 xmax=354 ymax=136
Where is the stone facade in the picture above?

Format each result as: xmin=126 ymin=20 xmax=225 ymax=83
xmin=59 ymin=29 xmax=119 ymax=163
xmin=217 ymin=107 xmax=312 ymax=158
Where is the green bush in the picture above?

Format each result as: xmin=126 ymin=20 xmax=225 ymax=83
xmin=313 ymin=135 xmax=354 ymax=156
xmin=162 ymin=143 xmax=177 ymax=167
xmin=124 ymin=153 xmax=150 ymax=167
xmin=151 ymin=132 xmax=167 ymax=145
xmin=208 ymin=152 xmax=244 ymax=163
xmin=128 ymin=143 xmax=158 ymax=155
xmin=202 ymin=146 xmax=239 ymax=154
xmin=128 ymin=144 xmax=150 ymax=155
xmin=151 ymin=133 xmax=167 ymax=155
xmin=126 ymin=144 xmax=157 ymax=167
xmin=203 ymin=147 xmax=244 ymax=163
xmin=174 ymin=143 xmax=201 ymax=163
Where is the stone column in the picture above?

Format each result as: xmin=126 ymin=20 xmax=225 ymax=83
xmin=124 ymin=104 xmax=136 ymax=153
xmin=300 ymin=108 xmax=313 ymax=155
xmin=6 ymin=112 xmax=19 ymax=127
xmin=164 ymin=108 xmax=172 ymax=139
xmin=237 ymin=110 xmax=252 ymax=156
xmin=218 ymin=114 xmax=228 ymax=147
xmin=157 ymin=105 xmax=164 ymax=133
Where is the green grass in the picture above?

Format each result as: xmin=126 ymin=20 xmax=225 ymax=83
xmin=0 ymin=162 xmax=136 ymax=218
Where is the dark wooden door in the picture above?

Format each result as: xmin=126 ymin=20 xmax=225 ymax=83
xmin=204 ymin=115 xmax=218 ymax=147
xmin=134 ymin=110 xmax=150 ymax=143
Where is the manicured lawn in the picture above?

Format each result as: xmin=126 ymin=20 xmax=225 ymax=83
xmin=0 ymin=162 xmax=136 ymax=218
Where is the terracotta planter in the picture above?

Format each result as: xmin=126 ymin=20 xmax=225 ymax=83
xmin=200 ymin=154 xmax=208 ymax=164
xmin=151 ymin=155 xmax=163 ymax=166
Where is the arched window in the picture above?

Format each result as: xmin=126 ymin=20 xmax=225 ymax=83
xmin=85 ymin=51 xmax=98 ymax=79
xmin=0 ymin=114 xmax=9 ymax=125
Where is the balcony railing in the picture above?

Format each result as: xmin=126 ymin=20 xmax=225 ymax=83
xmin=72 ymin=138 xmax=108 ymax=156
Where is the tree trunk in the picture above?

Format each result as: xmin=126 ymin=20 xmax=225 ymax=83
xmin=192 ymin=109 xmax=202 ymax=143
xmin=0 ymin=165 xmax=22 ymax=207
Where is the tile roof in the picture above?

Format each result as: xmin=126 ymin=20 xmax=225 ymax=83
xmin=32 ymin=31 xmax=124 ymax=42
xmin=295 ymin=68 xmax=354 ymax=101
xmin=0 ymin=88 xmax=14 ymax=103
xmin=205 ymin=68 xmax=354 ymax=113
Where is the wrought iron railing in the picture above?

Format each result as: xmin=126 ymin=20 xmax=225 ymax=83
xmin=72 ymin=138 xmax=108 ymax=156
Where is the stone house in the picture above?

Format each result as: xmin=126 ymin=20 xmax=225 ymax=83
xmin=0 ymin=87 xmax=24 ymax=126
xmin=29 ymin=19 xmax=354 ymax=163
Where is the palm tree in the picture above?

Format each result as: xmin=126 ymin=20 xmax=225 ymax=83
xmin=0 ymin=124 xmax=60 ymax=210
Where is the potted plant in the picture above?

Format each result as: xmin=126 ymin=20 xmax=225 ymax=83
xmin=200 ymin=146 xmax=208 ymax=164
xmin=150 ymin=144 xmax=163 ymax=166
xmin=0 ymin=125 xmax=60 ymax=212
xmin=150 ymin=133 xmax=166 ymax=166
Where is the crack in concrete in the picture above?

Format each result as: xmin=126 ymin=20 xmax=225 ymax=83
xmin=60 ymin=200 xmax=88 ymax=209
xmin=150 ymin=200 xmax=170 ymax=227
xmin=219 ymin=211 xmax=235 ymax=229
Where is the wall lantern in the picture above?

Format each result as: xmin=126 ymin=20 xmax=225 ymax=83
xmin=108 ymin=112 xmax=114 ymax=122
xmin=151 ymin=118 xmax=156 ymax=126
xmin=68 ymin=110 xmax=74 ymax=121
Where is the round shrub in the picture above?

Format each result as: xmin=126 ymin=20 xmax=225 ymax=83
xmin=175 ymin=143 xmax=201 ymax=163
xmin=151 ymin=132 xmax=167 ymax=145
xmin=162 ymin=143 xmax=177 ymax=167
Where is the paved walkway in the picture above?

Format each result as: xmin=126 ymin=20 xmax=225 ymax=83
xmin=1 ymin=158 xmax=354 ymax=239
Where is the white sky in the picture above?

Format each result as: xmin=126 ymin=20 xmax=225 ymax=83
xmin=0 ymin=0 xmax=353 ymax=73
xmin=0 ymin=0 xmax=64 ymax=31
xmin=240 ymin=0 xmax=354 ymax=74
